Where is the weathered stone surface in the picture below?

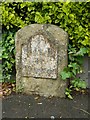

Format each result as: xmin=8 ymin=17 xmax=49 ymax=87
xmin=15 ymin=24 xmax=68 ymax=97
xmin=22 ymin=34 xmax=57 ymax=79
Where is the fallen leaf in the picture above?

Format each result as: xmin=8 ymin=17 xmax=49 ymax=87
xmin=34 ymin=96 xmax=39 ymax=100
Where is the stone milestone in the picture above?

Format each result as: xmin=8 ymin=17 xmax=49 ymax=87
xmin=15 ymin=24 xmax=68 ymax=97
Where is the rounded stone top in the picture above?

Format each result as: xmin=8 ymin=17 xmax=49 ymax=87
xmin=16 ymin=24 xmax=68 ymax=46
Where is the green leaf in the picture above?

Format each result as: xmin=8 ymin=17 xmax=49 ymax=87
xmin=72 ymin=69 xmax=77 ymax=75
xmin=78 ymin=81 xmax=87 ymax=89
xmin=35 ymin=12 xmax=44 ymax=23
xmin=68 ymin=63 xmax=79 ymax=70
xmin=6 ymin=26 xmax=9 ymax=29
xmin=75 ymin=48 xmax=88 ymax=56
xmin=10 ymin=39 xmax=14 ymax=44
xmin=81 ymin=82 xmax=87 ymax=89
xmin=60 ymin=71 xmax=72 ymax=80
xmin=2 ymin=53 xmax=8 ymax=59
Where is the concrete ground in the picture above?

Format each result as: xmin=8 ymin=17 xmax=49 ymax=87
xmin=2 ymin=92 xmax=90 ymax=119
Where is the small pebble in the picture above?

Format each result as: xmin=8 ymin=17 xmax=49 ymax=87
xmin=50 ymin=116 xmax=55 ymax=119
xmin=37 ymin=102 xmax=42 ymax=105
xmin=25 ymin=116 xmax=28 ymax=118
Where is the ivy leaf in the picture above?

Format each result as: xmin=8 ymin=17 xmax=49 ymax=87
xmin=10 ymin=39 xmax=14 ymax=44
xmin=78 ymin=81 xmax=87 ymax=89
xmin=72 ymin=69 xmax=77 ymax=75
xmin=75 ymin=48 xmax=88 ymax=56
xmin=60 ymin=71 xmax=72 ymax=80
xmin=68 ymin=63 xmax=79 ymax=70
xmin=81 ymin=82 xmax=87 ymax=89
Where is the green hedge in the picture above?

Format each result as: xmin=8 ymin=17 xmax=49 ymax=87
xmin=1 ymin=2 xmax=90 ymax=83
xmin=2 ymin=2 xmax=90 ymax=47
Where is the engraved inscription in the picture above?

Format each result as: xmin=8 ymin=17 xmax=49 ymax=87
xmin=22 ymin=35 xmax=57 ymax=79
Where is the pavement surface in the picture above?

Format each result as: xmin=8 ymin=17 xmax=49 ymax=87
xmin=2 ymin=92 xmax=90 ymax=119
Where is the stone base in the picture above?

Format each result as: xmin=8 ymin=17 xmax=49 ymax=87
xmin=16 ymin=77 xmax=67 ymax=98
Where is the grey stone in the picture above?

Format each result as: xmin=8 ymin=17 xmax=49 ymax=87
xmin=15 ymin=24 xmax=68 ymax=97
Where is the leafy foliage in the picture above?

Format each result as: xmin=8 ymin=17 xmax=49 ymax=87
xmin=60 ymin=44 xmax=88 ymax=98
xmin=2 ymin=2 xmax=90 ymax=52
xmin=1 ymin=2 xmax=89 ymax=98
xmin=2 ymin=31 xmax=16 ymax=82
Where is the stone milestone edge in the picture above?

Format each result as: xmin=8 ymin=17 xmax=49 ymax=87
xmin=15 ymin=24 xmax=68 ymax=97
